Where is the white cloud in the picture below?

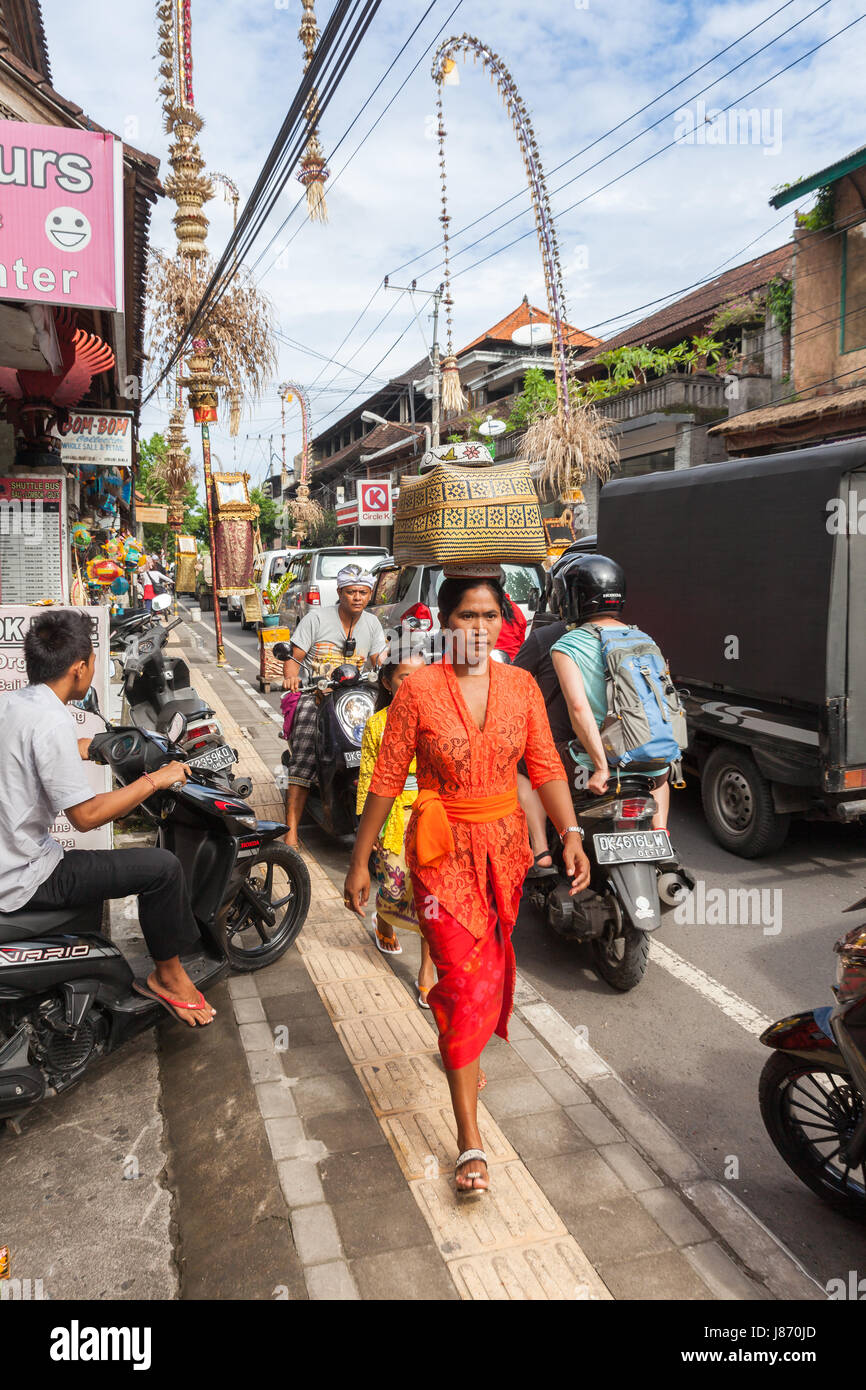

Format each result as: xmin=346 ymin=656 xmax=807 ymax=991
xmin=38 ymin=0 xmax=866 ymax=478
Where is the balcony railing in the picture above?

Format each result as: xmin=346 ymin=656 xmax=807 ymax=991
xmin=594 ymin=372 xmax=728 ymax=422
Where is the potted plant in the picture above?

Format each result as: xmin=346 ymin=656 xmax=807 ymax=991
xmin=262 ymin=570 xmax=294 ymax=626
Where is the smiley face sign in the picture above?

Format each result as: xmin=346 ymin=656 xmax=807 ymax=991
xmin=45 ymin=206 xmax=92 ymax=252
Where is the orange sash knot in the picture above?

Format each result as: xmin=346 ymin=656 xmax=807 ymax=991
xmin=413 ymin=788 xmax=519 ymax=867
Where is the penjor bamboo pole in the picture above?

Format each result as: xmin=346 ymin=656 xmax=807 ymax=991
xmin=200 ymin=420 xmax=226 ymax=666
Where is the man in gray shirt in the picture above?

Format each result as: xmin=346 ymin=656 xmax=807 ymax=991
xmin=0 ymin=610 xmax=214 ymax=1027
xmin=281 ymin=565 xmax=387 ymax=845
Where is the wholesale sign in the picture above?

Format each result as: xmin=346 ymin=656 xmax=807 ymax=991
xmin=51 ymin=410 xmax=133 ymax=467
xmin=0 ymin=121 xmax=124 ymax=312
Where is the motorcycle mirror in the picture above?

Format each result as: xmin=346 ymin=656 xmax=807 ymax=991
xmin=79 ymin=685 xmax=100 ymax=714
xmin=527 ymin=591 xmax=538 ymax=611
xmin=166 ymin=711 xmax=187 ymax=746
xmin=152 ymin=593 xmax=171 ymax=613
xmin=272 ymin=643 xmax=291 ymax=662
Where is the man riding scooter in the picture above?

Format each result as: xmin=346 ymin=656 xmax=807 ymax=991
xmin=281 ymin=565 xmax=388 ymax=846
xmin=0 ymin=610 xmax=215 ymax=1027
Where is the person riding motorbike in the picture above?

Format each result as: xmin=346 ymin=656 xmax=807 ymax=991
xmin=281 ymin=565 xmax=388 ymax=847
xmin=551 ymin=554 xmax=671 ymax=831
xmin=0 ymin=610 xmax=215 ymax=1027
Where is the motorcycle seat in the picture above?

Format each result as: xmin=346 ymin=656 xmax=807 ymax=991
xmin=0 ymin=906 xmax=91 ymax=942
xmin=156 ymin=698 xmax=214 ymax=727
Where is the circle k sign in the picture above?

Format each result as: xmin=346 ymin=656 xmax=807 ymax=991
xmin=359 ymin=480 xmax=392 ymax=525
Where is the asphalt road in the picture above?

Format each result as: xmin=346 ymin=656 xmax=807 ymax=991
xmin=184 ymin=598 xmax=866 ymax=1289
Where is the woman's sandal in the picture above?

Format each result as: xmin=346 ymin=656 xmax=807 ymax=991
xmin=374 ymin=927 xmax=402 ymax=955
xmin=455 ymin=1149 xmax=489 ymax=1196
xmin=526 ymin=851 xmax=557 ymax=880
xmin=416 ymin=983 xmax=431 ymax=1009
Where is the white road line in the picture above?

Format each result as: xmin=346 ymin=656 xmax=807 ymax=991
xmin=649 ymin=938 xmax=773 ymax=1037
xmin=177 ymin=603 xmax=259 ymax=671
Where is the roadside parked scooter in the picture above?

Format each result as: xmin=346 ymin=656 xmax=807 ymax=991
xmin=759 ymin=897 xmax=866 ymax=1216
xmin=0 ymin=698 xmax=310 ymax=1129
xmin=274 ymin=643 xmax=377 ymax=838
xmin=525 ymin=751 xmax=690 ymax=991
xmin=115 ymin=601 xmax=253 ymax=798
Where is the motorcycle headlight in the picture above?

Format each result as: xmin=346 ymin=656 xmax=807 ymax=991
xmin=335 ymin=689 xmax=375 ymax=744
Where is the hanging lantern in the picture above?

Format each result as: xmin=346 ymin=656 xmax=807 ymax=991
xmin=124 ymin=542 xmax=144 ymax=570
xmin=72 ymin=522 xmax=92 ymax=550
xmin=86 ymin=558 xmax=123 ymax=586
xmin=110 ymin=575 xmax=130 ymax=596
xmin=442 ymin=57 xmax=460 ymax=85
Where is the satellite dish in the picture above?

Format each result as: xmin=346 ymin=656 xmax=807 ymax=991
xmin=478 ymin=417 xmax=507 ymax=437
xmin=512 ymin=322 xmax=553 ymax=347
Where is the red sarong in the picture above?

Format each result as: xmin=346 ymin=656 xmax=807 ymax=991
xmin=412 ymin=876 xmax=515 ymax=1070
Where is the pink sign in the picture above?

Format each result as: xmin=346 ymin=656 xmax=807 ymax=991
xmin=0 ymin=121 xmax=124 ymax=312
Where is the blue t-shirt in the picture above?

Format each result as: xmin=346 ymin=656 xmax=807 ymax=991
xmin=551 ymin=624 xmax=611 ymax=769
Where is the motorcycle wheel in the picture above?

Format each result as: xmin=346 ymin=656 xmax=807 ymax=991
xmin=759 ymin=1051 xmax=866 ymax=1218
xmin=225 ymin=843 xmax=311 ymax=972
xmin=591 ymin=895 xmax=649 ymax=992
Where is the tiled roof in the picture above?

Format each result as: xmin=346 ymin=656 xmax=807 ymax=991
xmin=0 ymin=0 xmax=51 ymax=81
xmin=710 ymin=381 xmax=866 ymax=435
xmin=589 ymin=244 xmax=793 ymax=356
xmin=461 ymin=301 xmax=600 ymax=354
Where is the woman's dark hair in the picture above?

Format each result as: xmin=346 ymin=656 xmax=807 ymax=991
xmin=375 ymin=635 xmax=428 ymax=711
xmin=436 ymin=575 xmax=514 ymax=624
xmin=24 ymin=610 xmax=93 ymax=684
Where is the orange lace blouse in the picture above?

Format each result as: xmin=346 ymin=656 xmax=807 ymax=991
xmin=368 ymin=661 xmax=566 ymax=938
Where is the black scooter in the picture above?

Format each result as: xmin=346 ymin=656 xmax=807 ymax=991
xmin=526 ymin=752 xmax=685 ymax=991
xmin=0 ymin=697 xmax=310 ymax=1129
xmin=274 ymin=644 xmax=377 ymax=839
xmin=759 ymin=894 xmax=866 ymax=1217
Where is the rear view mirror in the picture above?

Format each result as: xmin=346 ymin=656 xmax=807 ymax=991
xmin=272 ymin=643 xmax=291 ymax=662
xmin=527 ymin=591 xmax=538 ymax=611
xmin=80 ymin=686 xmax=100 ymax=714
xmin=166 ymin=711 xmax=187 ymax=746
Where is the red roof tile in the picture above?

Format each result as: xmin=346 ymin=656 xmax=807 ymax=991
xmin=460 ymin=301 xmax=600 ymax=354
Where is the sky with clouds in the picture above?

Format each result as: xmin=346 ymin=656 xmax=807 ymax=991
xmin=40 ymin=0 xmax=866 ymax=486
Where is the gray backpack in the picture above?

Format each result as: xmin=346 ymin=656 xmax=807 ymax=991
xmin=584 ymin=623 xmax=688 ymax=771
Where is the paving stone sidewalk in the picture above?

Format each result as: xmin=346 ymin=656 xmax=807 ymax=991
xmin=174 ymin=624 xmax=824 ymax=1303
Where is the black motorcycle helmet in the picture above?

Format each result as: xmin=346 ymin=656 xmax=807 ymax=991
xmin=549 ymin=553 xmax=586 ymax=618
xmin=563 ymin=554 xmax=626 ymax=624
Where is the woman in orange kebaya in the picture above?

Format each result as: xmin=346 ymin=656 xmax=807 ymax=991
xmin=344 ymin=573 xmax=590 ymax=1196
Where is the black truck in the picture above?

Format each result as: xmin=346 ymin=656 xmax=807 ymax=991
xmin=596 ymin=440 xmax=866 ymax=857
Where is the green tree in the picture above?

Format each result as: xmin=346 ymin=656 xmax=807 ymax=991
xmin=250 ymin=486 xmax=280 ymax=546
xmin=506 ymin=367 xmax=557 ymax=431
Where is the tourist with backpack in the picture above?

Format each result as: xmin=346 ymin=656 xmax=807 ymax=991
xmin=551 ymin=555 xmax=688 ymax=831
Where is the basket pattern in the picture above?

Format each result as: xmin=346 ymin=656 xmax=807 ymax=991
xmin=393 ymin=461 xmax=547 ymax=565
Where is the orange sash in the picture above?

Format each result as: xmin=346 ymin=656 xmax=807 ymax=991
xmin=413 ymin=788 xmax=519 ymax=867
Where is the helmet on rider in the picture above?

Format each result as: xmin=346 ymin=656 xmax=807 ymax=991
xmin=548 ymin=553 xmax=586 ymax=618
xmin=563 ymin=554 xmax=626 ymax=625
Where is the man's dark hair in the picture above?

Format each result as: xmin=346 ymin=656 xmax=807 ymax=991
xmin=24 ymin=610 xmax=93 ymax=684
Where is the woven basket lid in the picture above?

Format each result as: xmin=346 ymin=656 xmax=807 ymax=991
xmin=418 ymin=441 xmax=493 ymax=472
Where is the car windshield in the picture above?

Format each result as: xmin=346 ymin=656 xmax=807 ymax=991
xmin=426 ymin=563 xmax=543 ymax=604
xmin=317 ymin=552 xmax=386 ymax=579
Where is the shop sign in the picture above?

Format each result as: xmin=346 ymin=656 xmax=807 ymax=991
xmin=0 ymin=121 xmax=124 ymax=312
xmin=358 ymin=480 xmax=392 ymax=525
xmin=51 ymin=410 xmax=133 ymax=467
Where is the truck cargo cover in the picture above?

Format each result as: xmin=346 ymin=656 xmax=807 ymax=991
xmin=597 ymin=441 xmax=866 ymax=706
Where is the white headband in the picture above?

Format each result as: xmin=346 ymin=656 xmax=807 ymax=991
xmin=337 ymin=566 xmax=374 ymax=590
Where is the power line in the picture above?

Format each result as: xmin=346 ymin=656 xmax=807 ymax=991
xmin=385 ymin=0 xmax=824 ymax=281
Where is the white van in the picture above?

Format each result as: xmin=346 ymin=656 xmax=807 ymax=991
xmin=246 ymin=549 xmax=302 ymax=630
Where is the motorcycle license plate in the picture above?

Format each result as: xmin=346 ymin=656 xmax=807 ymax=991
xmin=593 ymin=829 xmax=675 ymax=865
xmin=189 ymin=743 xmax=235 ymax=773
xmin=343 ymin=749 xmax=362 ymax=768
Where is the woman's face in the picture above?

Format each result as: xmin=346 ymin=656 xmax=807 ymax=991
xmin=385 ymin=655 xmax=426 ymax=697
xmin=439 ymin=584 xmax=503 ymax=666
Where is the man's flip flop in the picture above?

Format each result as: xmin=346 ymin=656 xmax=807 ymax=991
xmin=133 ymin=980 xmax=215 ymax=1026
xmin=455 ymin=1149 xmax=489 ymax=1196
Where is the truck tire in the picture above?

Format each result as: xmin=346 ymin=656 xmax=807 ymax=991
xmin=701 ymin=744 xmax=790 ymax=857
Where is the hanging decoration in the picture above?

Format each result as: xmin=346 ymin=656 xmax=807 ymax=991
xmin=86 ymin=558 xmax=124 ymax=586
xmin=209 ymin=171 xmax=243 ymax=437
xmin=72 ymin=522 xmax=92 ymax=551
xmin=297 ymin=0 xmax=330 ymax=223
xmin=431 ymin=36 xmax=617 ymax=494
xmin=279 ymin=380 xmax=323 ymax=545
